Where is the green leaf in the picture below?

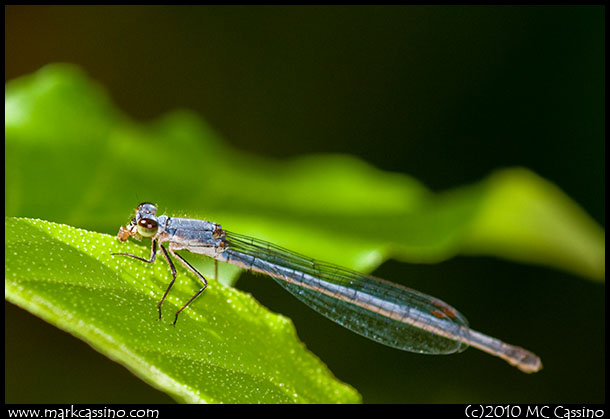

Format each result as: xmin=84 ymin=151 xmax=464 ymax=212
xmin=461 ymin=168 xmax=605 ymax=280
xmin=5 ymin=216 xmax=361 ymax=404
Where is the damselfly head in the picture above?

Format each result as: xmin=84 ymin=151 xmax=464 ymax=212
xmin=135 ymin=202 xmax=159 ymax=238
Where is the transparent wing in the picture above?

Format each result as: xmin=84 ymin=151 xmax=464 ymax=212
xmin=223 ymin=231 xmax=471 ymax=355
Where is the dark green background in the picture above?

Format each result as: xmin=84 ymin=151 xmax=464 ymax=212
xmin=5 ymin=6 xmax=604 ymax=403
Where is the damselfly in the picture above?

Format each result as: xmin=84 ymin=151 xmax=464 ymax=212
xmin=112 ymin=203 xmax=542 ymax=373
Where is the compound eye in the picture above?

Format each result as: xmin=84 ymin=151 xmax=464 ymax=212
xmin=137 ymin=218 xmax=158 ymax=237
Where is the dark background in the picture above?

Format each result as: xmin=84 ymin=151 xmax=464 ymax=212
xmin=5 ymin=5 xmax=605 ymax=403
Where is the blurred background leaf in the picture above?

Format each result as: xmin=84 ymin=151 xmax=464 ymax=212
xmin=5 ymin=6 xmax=604 ymax=404
xmin=5 ymin=64 xmax=604 ymax=280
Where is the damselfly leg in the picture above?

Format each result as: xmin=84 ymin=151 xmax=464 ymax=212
xmin=112 ymin=239 xmax=208 ymax=325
